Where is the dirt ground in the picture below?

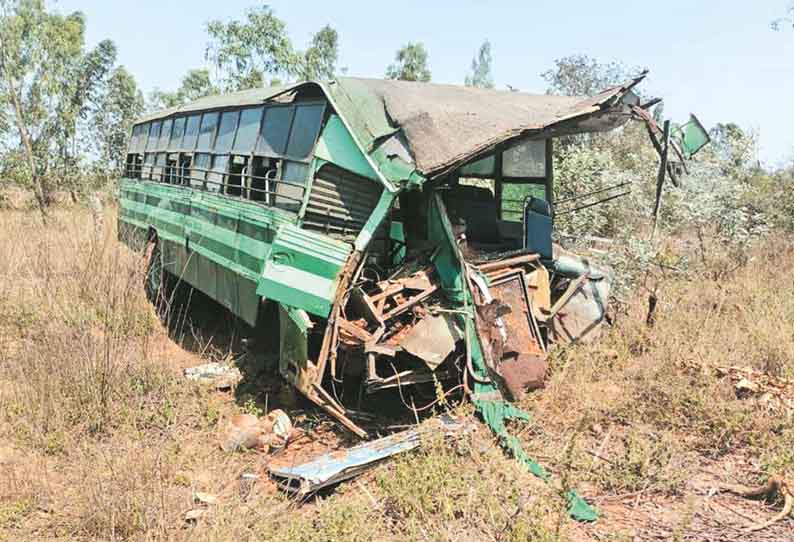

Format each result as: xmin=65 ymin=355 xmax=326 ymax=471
xmin=1 ymin=206 xmax=793 ymax=541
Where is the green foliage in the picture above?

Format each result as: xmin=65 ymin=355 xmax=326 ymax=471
xmin=147 ymin=68 xmax=217 ymax=110
xmin=386 ymin=42 xmax=431 ymax=82
xmin=204 ymin=5 xmax=338 ymax=91
xmin=0 ymin=0 xmax=134 ymax=207
xmin=464 ymin=39 xmax=494 ymax=88
xmin=297 ymin=25 xmax=339 ymax=81
xmin=541 ymin=54 xmax=641 ymax=96
xmin=90 ymin=66 xmax=144 ymax=175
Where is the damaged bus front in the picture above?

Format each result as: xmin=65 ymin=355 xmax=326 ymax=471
xmin=119 ymin=74 xmax=705 ymax=437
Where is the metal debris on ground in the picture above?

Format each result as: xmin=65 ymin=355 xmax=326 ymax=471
xmin=269 ymin=414 xmax=466 ymax=497
xmin=184 ymin=362 xmax=242 ymax=390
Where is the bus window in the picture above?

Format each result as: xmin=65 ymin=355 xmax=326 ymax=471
xmin=215 ymin=111 xmax=239 ymax=153
xmin=226 ymin=154 xmax=247 ymax=197
xmin=257 ymin=105 xmax=294 ymax=156
xmin=502 ymin=139 xmax=545 ymax=178
xmin=286 ymin=104 xmax=324 ymax=159
xmin=275 ymin=161 xmax=308 ymax=212
xmin=178 ymin=154 xmax=192 ymax=185
xmin=146 ymin=122 xmax=161 ymax=152
xmin=165 ymin=153 xmax=179 ymax=184
xmin=142 ymin=152 xmax=155 ymax=179
xmin=158 ymin=118 xmax=173 ymax=150
xmin=134 ymin=123 xmax=149 ymax=153
xmin=233 ymin=107 xmax=263 ymax=153
xmin=207 ymin=154 xmax=228 ymax=193
xmin=191 ymin=153 xmax=211 ymax=189
xmin=249 ymin=156 xmax=275 ymax=203
xmin=154 ymin=153 xmax=166 ymax=182
xmin=169 ymin=117 xmax=186 ymax=150
xmin=182 ymin=115 xmax=201 ymax=150
xmin=197 ymin=112 xmax=219 ymax=152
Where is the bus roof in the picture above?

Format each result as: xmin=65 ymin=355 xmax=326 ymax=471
xmin=135 ymin=75 xmax=645 ymax=181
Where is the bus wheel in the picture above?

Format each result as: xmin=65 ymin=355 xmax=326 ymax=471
xmin=144 ymin=239 xmax=164 ymax=304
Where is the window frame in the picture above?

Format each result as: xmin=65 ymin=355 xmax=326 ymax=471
xmin=127 ymin=99 xmax=327 ymax=214
xmin=455 ymin=138 xmax=553 ymax=221
xmin=253 ymin=100 xmax=327 ymax=164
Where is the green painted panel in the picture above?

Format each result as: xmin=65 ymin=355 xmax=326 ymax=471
xmin=314 ymin=114 xmax=379 ymax=180
xmin=257 ymin=223 xmax=352 ymax=318
xmin=118 ymin=178 xmax=298 ymax=326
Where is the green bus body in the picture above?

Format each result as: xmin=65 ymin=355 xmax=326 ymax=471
xmin=118 ymin=77 xmax=648 ymax=435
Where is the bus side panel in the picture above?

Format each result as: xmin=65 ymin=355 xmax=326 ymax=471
xmin=118 ymin=178 xmax=295 ymax=327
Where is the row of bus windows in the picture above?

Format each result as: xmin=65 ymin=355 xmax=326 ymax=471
xmin=128 ymin=102 xmax=326 ymax=162
xmin=126 ymin=150 xmax=310 ymax=213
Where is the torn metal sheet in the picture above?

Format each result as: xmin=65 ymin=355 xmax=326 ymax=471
xmin=551 ymin=269 xmax=612 ymax=344
xmin=399 ymin=313 xmax=463 ymax=370
xmin=269 ymin=414 xmax=465 ymax=496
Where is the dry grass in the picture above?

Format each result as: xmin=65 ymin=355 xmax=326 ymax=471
xmin=1 ymin=203 xmax=793 ymax=540
xmin=519 ymin=235 xmax=794 ymax=508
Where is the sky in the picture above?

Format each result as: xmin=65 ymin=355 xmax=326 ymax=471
xmin=58 ymin=0 xmax=794 ymax=167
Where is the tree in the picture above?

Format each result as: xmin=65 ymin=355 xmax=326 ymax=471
xmin=205 ymin=6 xmax=293 ymax=90
xmin=772 ymin=2 xmax=794 ymax=30
xmin=464 ymin=40 xmax=494 ymax=88
xmin=297 ymin=25 xmax=338 ymax=81
xmin=91 ymin=66 xmax=144 ymax=178
xmin=704 ymin=123 xmax=758 ymax=180
xmin=386 ymin=42 xmax=431 ymax=82
xmin=541 ymin=54 xmax=640 ymax=96
xmin=147 ymin=68 xmax=218 ymax=111
xmin=0 ymin=0 xmax=117 ymax=217
xmin=205 ymin=7 xmax=339 ymax=89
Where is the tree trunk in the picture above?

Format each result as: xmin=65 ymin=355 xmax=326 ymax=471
xmin=1 ymin=57 xmax=49 ymax=221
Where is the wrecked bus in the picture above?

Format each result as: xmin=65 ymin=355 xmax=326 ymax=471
xmin=119 ymin=75 xmax=703 ymax=438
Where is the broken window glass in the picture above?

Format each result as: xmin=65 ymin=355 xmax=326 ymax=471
xmin=158 ymin=118 xmax=173 ymax=150
xmin=170 ymin=117 xmax=186 ymax=149
xmin=191 ymin=153 xmax=211 ymax=189
xmin=233 ymin=107 xmax=264 ymax=153
xmin=215 ymin=111 xmax=239 ymax=153
xmin=286 ymin=104 xmax=324 ymax=159
xmin=275 ymin=160 xmax=308 ymax=212
xmin=257 ymin=105 xmax=294 ymax=156
xmin=503 ymin=139 xmax=545 ymax=178
xmin=182 ymin=115 xmax=201 ymax=150
xmin=197 ymin=112 xmax=219 ymax=152
xmin=207 ymin=154 xmax=229 ymax=192
xmin=460 ymin=155 xmax=496 ymax=177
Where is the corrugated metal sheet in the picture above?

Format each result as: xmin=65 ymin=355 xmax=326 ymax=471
xmin=302 ymin=164 xmax=383 ymax=241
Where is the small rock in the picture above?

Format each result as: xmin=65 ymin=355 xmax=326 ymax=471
xmin=184 ymin=509 xmax=206 ymax=522
xmin=184 ymin=362 xmax=242 ymax=390
xmin=193 ymin=492 xmax=217 ymax=505
xmin=735 ymin=377 xmax=760 ymax=394
xmin=239 ymin=473 xmax=260 ymax=499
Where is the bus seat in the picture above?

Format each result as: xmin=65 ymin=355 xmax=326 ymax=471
xmin=524 ymin=197 xmax=553 ymax=260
